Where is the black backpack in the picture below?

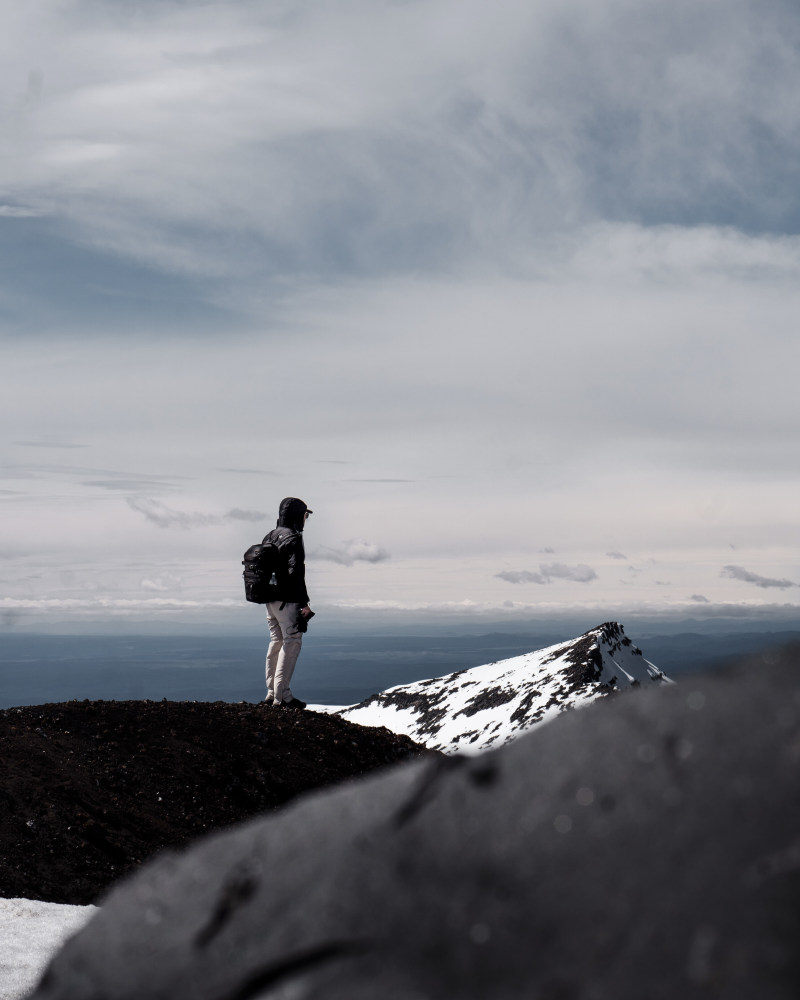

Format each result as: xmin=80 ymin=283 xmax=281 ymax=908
xmin=242 ymin=541 xmax=279 ymax=604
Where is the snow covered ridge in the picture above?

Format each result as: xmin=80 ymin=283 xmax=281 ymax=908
xmin=325 ymin=622 xmax=671 ymax=754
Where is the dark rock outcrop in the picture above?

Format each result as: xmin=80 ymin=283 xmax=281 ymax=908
xmin=0 ymin=699 xmax=437 ymax=904
xmin=31 ymin=646 xmax=800 ymax=999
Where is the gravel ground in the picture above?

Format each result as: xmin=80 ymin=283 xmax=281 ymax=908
xmin=0 ymin=699 xmax=437 ymax=905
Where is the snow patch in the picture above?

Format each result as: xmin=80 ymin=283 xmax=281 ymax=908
xmin=317 ymin=623 xmax=670 ymax=754
xmin=0 ymin=898 xmax=96 ymax=1000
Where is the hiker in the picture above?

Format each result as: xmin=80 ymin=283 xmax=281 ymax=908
xmin=262 ymin=497 xmax=314 ymax=709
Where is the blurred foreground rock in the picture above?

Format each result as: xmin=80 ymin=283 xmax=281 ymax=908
xmin=32 ymin=647 xmax=800 ymax=999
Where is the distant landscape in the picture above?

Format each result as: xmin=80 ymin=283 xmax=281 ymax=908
xmin=3 ymin=622 xmax=799 ymax=710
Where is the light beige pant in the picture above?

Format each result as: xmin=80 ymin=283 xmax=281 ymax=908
xmin=265 ymin=601 xmax=303 ymax=704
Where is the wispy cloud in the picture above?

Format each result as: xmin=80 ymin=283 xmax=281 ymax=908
xmin=127 ymin=498 xmax=267 ymax=529
xmin=496 ymin=563 xmax=598 ymax=585
xmin=309 ymin=539 xmax=390 ymax=566
xmin=691 ymin=594 xmax=710 ymax=603
xmin=0 ymin=206 xmax=45 ymax=218
xmin=85 ymin=480 xmax=182 ymax=493
xmin=216 ymin=468 xmax=279 ymax=476
xmin=538 ymin=563 xmax=598 ymax=583
xmin=226 ymin=508 xmax=270 ymax=522
xmin=139 ymin=573 xmax=183 ymax=593
xmin=496 ymin=570 xmax=548 ymax=584
xmin=0 ymin=547 xmax=30 ymax=559
xmin=607 ymin=551 xmax=627 ymax=560
xmin=721 ymin=565 xmax=798 ymax=589
xmin=14 ymin=441 xmax=86 ymax=449
xmin=7 ymin=463 xmax=185 ymax=492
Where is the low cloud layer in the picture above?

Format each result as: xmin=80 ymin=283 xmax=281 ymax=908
xmin=0 ymin=597 xmax=238 ymax=612
xmin=310 ymin=539 xmax=391 ymax=567
xmin=721 ymin=565 xmax=798 ymax=590
xmin=496 ymin=563 xmax=598 ymax=585
xmin=127 ymin=498 xmax=267 ymax=530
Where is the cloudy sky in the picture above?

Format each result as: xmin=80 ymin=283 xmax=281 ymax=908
xmin=1 ymin=0 xmax=799 ymax=630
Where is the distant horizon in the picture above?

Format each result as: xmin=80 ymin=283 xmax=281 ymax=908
xmin=3 ymin=603 xmax=800 ymax=638
xmin=3 ymin=617 xmax=799 ymax=713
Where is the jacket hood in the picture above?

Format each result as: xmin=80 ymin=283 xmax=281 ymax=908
xmin=277 ymin=497 xmax=311 ymax=532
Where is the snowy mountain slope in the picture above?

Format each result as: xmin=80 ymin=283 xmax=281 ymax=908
xmin=326 ymin=622 xmax=671 ymax=754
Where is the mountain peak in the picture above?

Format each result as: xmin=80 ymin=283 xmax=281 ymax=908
xmin=335 ymin=622 xmax=670 ymax=754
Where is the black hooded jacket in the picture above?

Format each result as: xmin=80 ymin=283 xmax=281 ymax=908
xmin=261 ymin=498 xmax=310 ymax=606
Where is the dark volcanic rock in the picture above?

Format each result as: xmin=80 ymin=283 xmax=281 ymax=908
xmin=31 ymin=646 xmax=800 ymax=999
xmin=453 ymin=684 xmax=518 ymax=718
xmin=0 ymin=699 xmax=437 ymax=904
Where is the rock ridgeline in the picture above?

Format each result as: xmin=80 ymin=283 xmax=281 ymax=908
xmin=330 ymin=621 xmax=671 ymax=753
xmin=0 ymin=699 xmax=438 ymax=905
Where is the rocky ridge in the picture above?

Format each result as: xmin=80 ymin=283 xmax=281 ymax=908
xmin=0 ymin=698 xmax=437 ymax=905
xmin=330 ymin=621 xmax=670 ymax=752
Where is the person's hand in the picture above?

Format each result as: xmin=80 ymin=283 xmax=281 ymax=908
xmin=299 ymin=605 xmax=313 ymax=618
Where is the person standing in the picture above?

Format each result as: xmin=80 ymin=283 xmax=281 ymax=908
xmin=262 ymin=497 xmax=314 ymax=709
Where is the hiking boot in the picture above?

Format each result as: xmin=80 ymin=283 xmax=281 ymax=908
xmin=264 ymin=696 xmax=274 ymax=705
xmin=283 ymin=697 xmax=307 ymax=710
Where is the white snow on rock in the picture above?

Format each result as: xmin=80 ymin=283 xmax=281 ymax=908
xmin=316 ymin=622 xmax=670 ymax=754
xmin=0 ymin=898 xmax=96 ymax=1000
